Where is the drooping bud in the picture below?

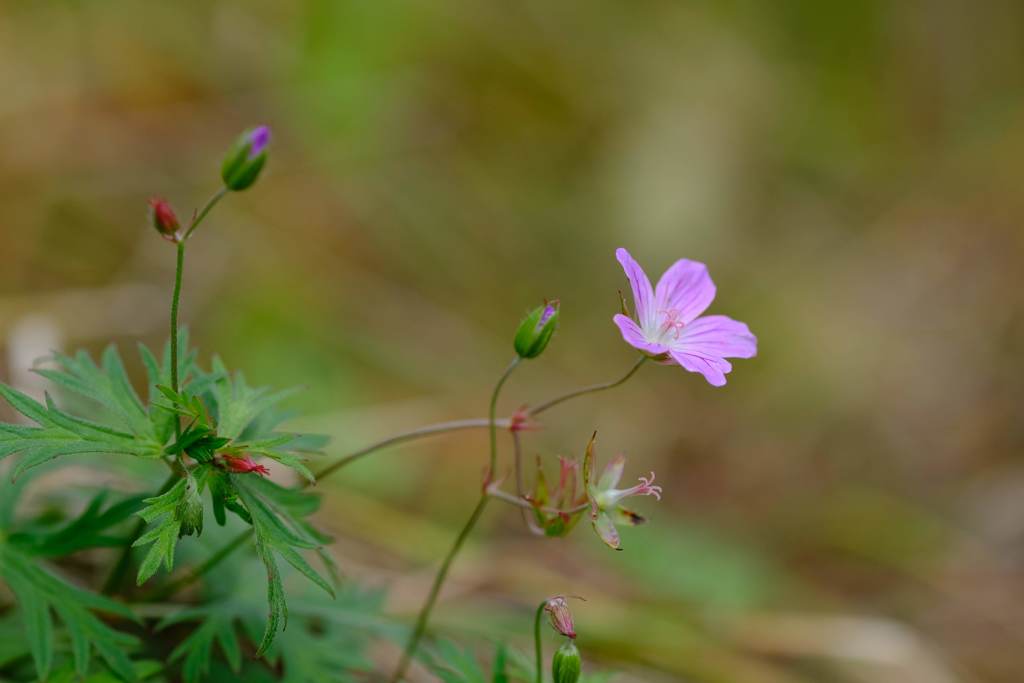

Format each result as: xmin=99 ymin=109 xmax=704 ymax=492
xmin=544 ymin=596 xmax=576 ymax=638
xmin=552 ymin=642 xmax=581 ymax=683
xmin=221 ymin=125 xmax=270 ymax=191
xmin=223 ymin=454 xmax=270 ymax=476
xmin=176 ymin=475 xmax=204 ymax=537
xmin=148 ymin=197 xmax=181 ymax=241
xmin=514 ymin=300 xmax=559 ymax=359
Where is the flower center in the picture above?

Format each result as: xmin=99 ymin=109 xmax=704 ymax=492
xmin=656 ymin=308 xmax=686 ymax=341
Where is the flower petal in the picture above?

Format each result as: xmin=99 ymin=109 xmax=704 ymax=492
xmin=616 ymin=248 xmax=656 ymax=329
xmin=655 ymin=259 xmax=716 ymax=324
xmin=591 ymin=511 xmax=622 ymax=550
xmin=669 ymin=350 xmax=732 ymax=387
xmin=675 ymin=315 xmax=757 ymax=359
xmin=613 ymin=314 xmax=667 ymax=355
xmin=598 ymin=454 xmax=626 ymax=491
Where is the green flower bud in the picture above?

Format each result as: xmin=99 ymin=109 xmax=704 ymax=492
xmin=221 ymin=125 xmax=270 ymax=191
xmin=552 ymin=641 xmax=581 ymax=683
xmin=513 ymin=300 xmax=559 ymax=359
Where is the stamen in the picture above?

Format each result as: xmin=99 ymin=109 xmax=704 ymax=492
xmin=658 ymin=309 xmax=686 ymax=340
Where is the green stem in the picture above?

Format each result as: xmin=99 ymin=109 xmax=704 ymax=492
xmin=183 ymin=187 xmax=228 ymax=241
xmin=528 ymin=355 xmax=646 ymax=417
xmin=314 ymin=418 xmax=506 ymax=482
xmin=390 ymin=494 xmax=489 ymax=682
xmin=169 ymin=241 xmax=186 ymax=441
xmin=489 ymin=358 xmax=521 ymax=474
xmin=534 ymin=601 xmax=546 ymax=683
xmin=108 ymin=188 xmax=227 ymax=597
xmin=389 ymin=357 xmax=520 ymax=682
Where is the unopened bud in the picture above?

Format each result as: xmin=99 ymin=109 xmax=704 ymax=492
xmin=148 ymin=197 xmax=180 ymax=241
xmin=513 ymin=300 xmax=559 ymax=359
xmin=544 ymin=596 xmax=576 ymax=638
xmin=221 ymin=125 xmax=270 ymax=191
xmin=552 ymin=642 xmax=581 ymax=683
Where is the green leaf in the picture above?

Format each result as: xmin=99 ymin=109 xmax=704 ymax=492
xmin=8 ymin=491 xmax=147 ymax=557
xmin=159 ymin=608 xmax=242 ymax=683
xmin=0 ymin=539 xmax=139 ymax=681
xmin=132 ymin=475 xmax=203 ymax=585
xmin=0 ymin=385 xmax=163 ymax=479
xmin=231 ymin=475 xmax=335 ymax=655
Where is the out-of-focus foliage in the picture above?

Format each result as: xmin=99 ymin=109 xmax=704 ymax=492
xmin=2 ymin=0 xmax=1024 ymax=681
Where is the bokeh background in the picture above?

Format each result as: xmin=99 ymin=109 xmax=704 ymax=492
xmin=2 ymin=1 xmax=1024 ymax=681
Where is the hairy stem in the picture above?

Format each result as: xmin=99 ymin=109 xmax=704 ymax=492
xmin=528 ymin=355 xmax=646 ymax=417
xmin=390 ymin=494 xmax=490 ymax=682
xmin=110 ymin=189 xmax=227 ymax=596
xmin=389 ymin=357 xmax=520 ymax=682
xmin=169 ymin=241 xmax=186 ymax=444
xmin=534 ymin=600 xmax=546 ymax=683
xmin=314 ymin=418 xmax=509 ymax=482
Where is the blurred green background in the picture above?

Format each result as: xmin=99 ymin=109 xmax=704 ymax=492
xmin=2 ymin=1 xmax=1024 ymax=681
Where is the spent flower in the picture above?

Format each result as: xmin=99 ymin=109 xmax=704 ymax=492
xmin=613 ymin=247 xmax=756 ymax=386
xmin=583 ymin=433 xmax=662 ymax=550
xmin=544 ymin=596 xmax=577 ymax=638
xmin=529 ymin=456 xmax=586 ymax=537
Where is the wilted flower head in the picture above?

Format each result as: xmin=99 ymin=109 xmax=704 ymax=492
xmin=544 ymin=596 xmax=577 ymax=639
xmin=529 ymin=456 xmax=586 ymax=537
xmin=223 ymin=454 xmax=270 ymax=476
xmin=583 ymin=433 xmax=662 ymax=550
xmin=148 ymin=197 xmax=180 ymax=241
xmin=613 ymin=247 xmax=756 ymax=386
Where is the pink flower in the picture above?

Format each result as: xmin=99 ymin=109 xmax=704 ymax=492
xmin=613 ymin=248 xmax=757 ymax=386
xmin=223 ymin=454 xmax=270 ymax=476
xmin=583 ymin=433 xmax=662 ymax=551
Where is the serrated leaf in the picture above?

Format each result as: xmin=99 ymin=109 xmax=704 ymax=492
xmin=0 ymin=538 xmax=138 ymax=681
xmin=8 ymin=491 xmax=147 ymax=557
xmin=231 ymin=475 xmax=334 ymax=655
xmin=0 ymin=383 xmax=163 ymax=479
xmin=159 ymin=610 xmax=242 ymax=683
xmin=132 ymin=476 xmax=202 ymax=585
